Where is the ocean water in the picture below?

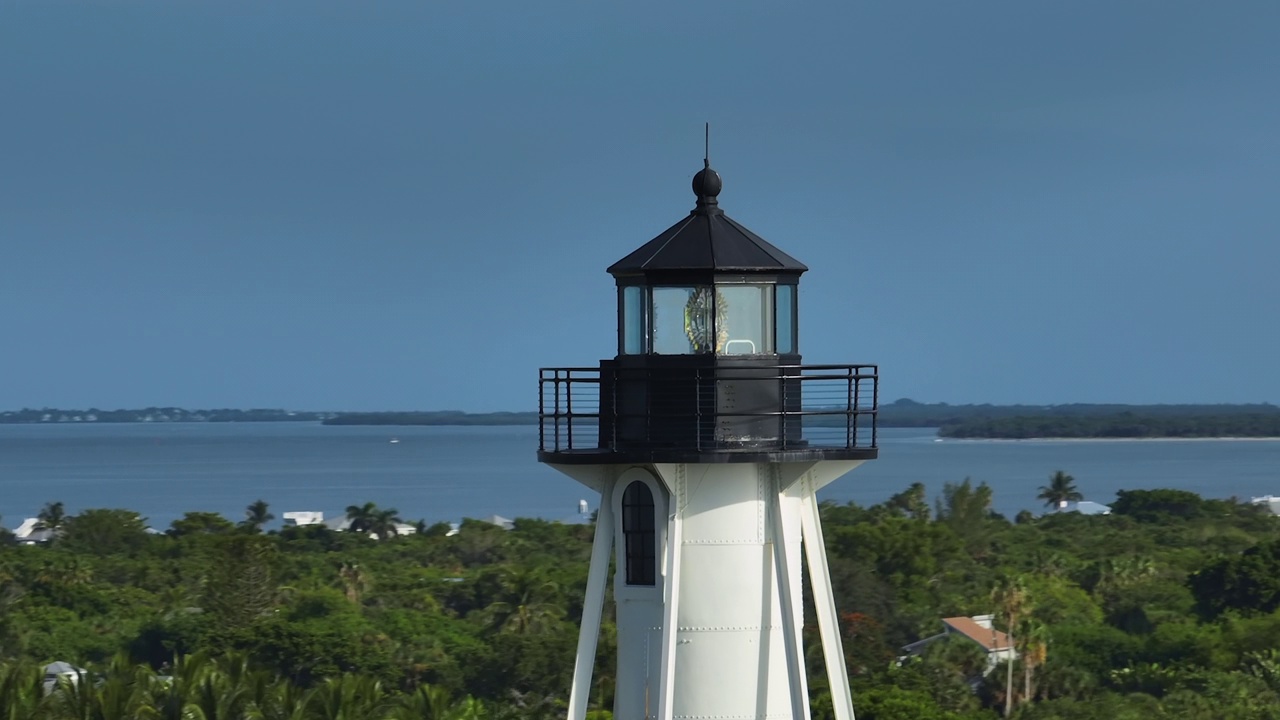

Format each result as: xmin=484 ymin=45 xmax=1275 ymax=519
xmin=1 ymin=423 xmax=1278 ymax=530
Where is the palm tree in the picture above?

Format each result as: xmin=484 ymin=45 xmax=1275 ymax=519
xmin=35 ymin=501 xmax=66 ymax=533
xmin=337 ymin=562 xmax=370 ymax=604
xmin=241 ymin=499 xmax=275 ymax=533
xmin=369 ymin=508 xmax=404 ymax=541
xmin=245 ymin=672 xmax=311 ymax=720
xmin=992 ymin=576 xmax=1030 ymax=717
xmin=1019 ymin=618 xmax=1049 ymax=703
xmin=189 ymin=662 xmax=255 ymax=720
xmin=49 ymin=653 xmax=152 ymax=720
xmin=147 ymin=652 xmax=218 ymax=720
xmin=305 ymin=675 xmax=391 ymax=720
xmin=0 ymin=663 xmax=47 ymax=720
xmin=392 ymin=684 xmax=455 ymax=720
xmin=1036 ymin=471 xmax=1084 ymax=509
xmin=480 ymin=566 xmax=565 ymax=635
xmin=345 ymin=503 xmax=379 ymax=534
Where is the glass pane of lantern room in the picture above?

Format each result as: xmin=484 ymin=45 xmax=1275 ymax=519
xmin=718 ymin=284 xmax=773 ymax=355
xmin=652 ymin=287 xmax=713 ymax=354
xmin=621 ymin=286 xmax=644 ymax=354
xmin=776 ymin=284 xmax=795 ymax=353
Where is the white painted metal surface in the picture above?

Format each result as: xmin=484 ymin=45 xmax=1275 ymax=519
xmin=799 ymin=480 xmax=857 ymax=720
xmin=568 ymin=481 xmax=615 ymax=720
xmin=769 ymin=470 xmax=809 ymax=720
xmin=552 ymin=460 xmax=865 ymax=720
xmin=614 ymin=468 xmax=667 ymax=719
xmin=653 ymin=463 xmax=800 ymax=720
xmin=656 ymin=485 xmax=682 ymax=720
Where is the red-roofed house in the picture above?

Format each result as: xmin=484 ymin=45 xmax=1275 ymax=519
xmin=901 ymin=614 xmax=1017 ymax=674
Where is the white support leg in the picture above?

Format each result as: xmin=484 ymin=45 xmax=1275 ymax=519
xmin=799 ymin=480 xmax=856 ymax=720
xmin=568 ymin=484 xmax=615 ymax=720
xmin=656 ymin=484 xmax=683 ymax=720
xmin=770 ymin=480 xmax=810 ymax=720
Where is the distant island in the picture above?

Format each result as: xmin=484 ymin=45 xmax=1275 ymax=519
xmin=6 ymin=400 xmax=1280 ymax=438
xmin=0 ymin=407 xmax=334 ymax=424
xmin=876 ymin=398 xmax=1280 ymax=426
xmin=321 ymin=411 xmax=538 ymax=426
xmin=885 ymin=399 xmax=1280 ymax=439
xmin=937 ymin=413 xmax=1280 ymax=439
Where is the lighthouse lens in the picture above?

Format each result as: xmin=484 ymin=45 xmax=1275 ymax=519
xmin=651 ymin=286 xmax=714 ymax=354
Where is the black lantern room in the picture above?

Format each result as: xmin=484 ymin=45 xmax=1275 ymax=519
xmin=609 ymin=162 xmax=805 ymax=359
xmin=538 ymin=161 xmax=878 ymax=464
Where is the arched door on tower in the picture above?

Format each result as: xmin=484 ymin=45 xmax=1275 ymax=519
xmin=622 ymin=480 xmax=656 ymax=586
xmin=610 ymin=468 xmax=668 ymax=718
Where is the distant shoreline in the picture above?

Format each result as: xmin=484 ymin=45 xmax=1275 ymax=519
xmin=7 ymin=402 xmax=1280 ymax=438
xmin=940 ymin=436 xmax=1280 ymax=443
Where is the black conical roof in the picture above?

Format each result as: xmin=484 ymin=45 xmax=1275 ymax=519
xmin=607 ymin=164 xmax=807 ymax=277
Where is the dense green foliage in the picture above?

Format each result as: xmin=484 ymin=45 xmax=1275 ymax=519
xmin=1109 ymin=489 xmax=1226 ymax=522
xmin=0 ymin=652 xmax=493 ymax=719
xmin=1189 ymin=539 xmax=1280 ymax=620
xmin=4 ymin=484 xmax=1280 ymax=719
xmin=938 ymin=413 xmax=1280 ymax=439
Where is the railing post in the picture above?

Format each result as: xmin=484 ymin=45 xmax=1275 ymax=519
xmin=554 ymin=370 xmax=562 ymax=452
xmin=872 ymin=367 xmax=879 ymax=448
xmin=538 ymin=371 xmax=545 ymax=451
xmin=781 ymin=366 xmax=790 ymax=450
xmin=610 ymin=367 xmax=617 ymax=451
xmin=848 ymin=366 xmax=856 ymax=449
xmin=694 ymin=366 xmax=703 ymax=451
xmin=566 ymin=369 xmax=574 ymax=450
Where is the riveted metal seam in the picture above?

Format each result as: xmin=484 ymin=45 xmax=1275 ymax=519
xmin=757 ymin=464 xmax=766 ymax=542
xmin=671 ymin=715 xmax=792 ymax=719
xmin=675 ymin=625 xmax=782 ymax=632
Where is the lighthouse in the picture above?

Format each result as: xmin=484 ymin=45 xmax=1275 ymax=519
xmin=538 ymin=158 xmax=878 ymax=720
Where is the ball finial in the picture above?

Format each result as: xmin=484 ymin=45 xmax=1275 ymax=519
xmin=692 ymin=161 xmax=722 ymax=201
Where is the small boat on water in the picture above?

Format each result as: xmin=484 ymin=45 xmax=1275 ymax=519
xmin=388 ymin=437 xmax=400 ymax=444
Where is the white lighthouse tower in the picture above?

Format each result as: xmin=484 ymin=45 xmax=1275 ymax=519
xmin=538 ymin=159 xmax=878 ymax=720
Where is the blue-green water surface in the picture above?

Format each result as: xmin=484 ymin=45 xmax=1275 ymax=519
xmin=1 ymin=424 xmax=1277 ymax=529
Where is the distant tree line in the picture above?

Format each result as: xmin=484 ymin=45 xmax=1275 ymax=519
xmin=321 ymin=412 xmax=539 ymax=426
xmin=880 ymin=398 xmax=1280 ymax=428
xmin=9 ymin=401 xmax=1280 ymax=435
xmin=938 ymin=413 xmax=1280 ymax=439
xmin=0 ymin=407 xmax=332 ymax=424
xmin=0 ymin=408 xmax=540 ymax=426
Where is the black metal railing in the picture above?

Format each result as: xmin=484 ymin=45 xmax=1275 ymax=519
xmin=538 ymin=364 xmax=878 ymax=454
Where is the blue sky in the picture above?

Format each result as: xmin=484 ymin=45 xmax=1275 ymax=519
xmin=2 ymin=1 xmax=1277 ymax=411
